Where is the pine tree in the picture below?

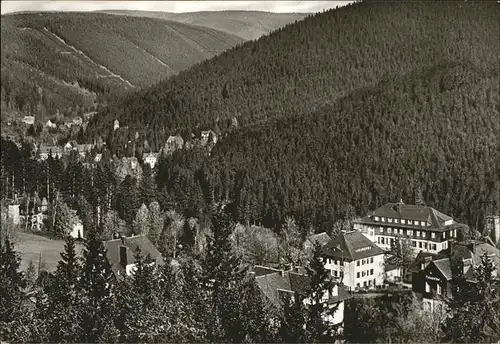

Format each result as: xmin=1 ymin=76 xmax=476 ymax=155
xmin=147 ymin=201 xmax=163 ymax=245
xmin=280 ymin=292 xmax=308 ymax=343
xmin=305 ymin=242 xmax=340 ymax=342
xmin=0 ymin=236 xmax=28 ymax=341
xmin=132 ymin=203 xmax=150 ymax=235
xmin=43 ymin=236 xmax=82 ymax=341
xmin=202 ymin=203 xmax=247 ymax=341
xmin=78 ymin=228 xmax=119 ymax=342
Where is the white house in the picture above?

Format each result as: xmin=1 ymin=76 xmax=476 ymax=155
xmin=322 ymin=230 xmax=386 ymax=290
xmin=353 ymin=201 xmax=465 ymax=254
xmin=142 ymin=152 xmax=160 ymax=169
xmin=69 ymin=221 xmax=84 ymax=239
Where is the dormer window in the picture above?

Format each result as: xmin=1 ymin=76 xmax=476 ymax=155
xmin=381 ymin=217 xmax=386 ymax=222
xmin=394 ymin=218 xmax=399 ymax=224
xmin=388 ymin=218 xmax=393 ymax=223
xmin=402 ymin=219 xmax=406 ymax=224
xmin=408 ymin=220 xmax=413 ymax=225
xmin=374 ymin=216 xmax=380 ymax=221
xmin=431 ymin=232 xmax=436 ymax=239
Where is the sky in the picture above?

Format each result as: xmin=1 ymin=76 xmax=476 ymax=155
xmin=1 ymin=1 xmax=353 ymax=15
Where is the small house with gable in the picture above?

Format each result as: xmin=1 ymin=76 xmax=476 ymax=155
xmin=103 ymin=235 xmax=165 ymax=280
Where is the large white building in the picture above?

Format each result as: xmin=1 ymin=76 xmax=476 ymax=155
xmin=353 ymin=201 xmax=464 ymax=254
xmin=322 ymin=230 xmax=386 ymax=290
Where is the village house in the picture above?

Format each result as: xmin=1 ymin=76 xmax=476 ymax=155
xmin=142 ymin=152 xmax=160 ymax=169
xmin=353 ymin=201 xmax=466 ymax=254
xmin=303 ymin=232 xmax=331 ymax=256
xmin=322 ymin=230 xmax=386 ymax=291
xmin=200 ymin=130 xmax=217 ymax=147
xmin=114 ymin=119 xmax=120 ymax=131
xmin=38 ymin=145 xmax=64 ymax=160
xmin=163 ymin=135 xmax=184 ymax=155
xmin=76 ymin=143 xmax=93 ymax=157
xmin=3 ymin=199 xmax=21 ymax=225
xmin=69 ymin=219 xmax=84 ymax=239
xmin=103 ymin=235 xmax=164 ymax=280
xmin=253 ymin=265 xmax=350 ymax=329
xmin=94 ymin=153 xmax=102 ymax=162
xmin=45 ymin=119 xmax=57 ymax=128
xmin=22 ymin=115 xmax=35 ymax=125
xmin=411 ymin=239 xmax=500 ymax=312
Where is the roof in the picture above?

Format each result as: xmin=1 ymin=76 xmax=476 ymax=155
xmin=306 ymin=232 xmax=331 ymax=247
xmin=431 ymin=259 xmax=452 ymax=280
xmin=321 ymin=230 xmax=385 ymax=261
xmin=254 ymin=267 xmax=350 ymax=309
xmin=39 ymin=145 xmax=63 ymax=154
xmin=355 ymin=203 xmax=457 ymax=231
xmin=103 ymin=235 xmax=164 ymax=280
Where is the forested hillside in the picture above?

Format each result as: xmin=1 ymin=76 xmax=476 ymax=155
xmin=154 ymin=61 xmax=499 ymax=234
xmin=1 ymin=12 xmax=242 ymax=120
xmin=100 ymin=10 xmax=307 ymax=40
xmin=88 ymin=1 xmax=499 ymax=145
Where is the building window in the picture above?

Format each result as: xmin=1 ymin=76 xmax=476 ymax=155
xmin=375 ymin=216 xmax=379 ymax=221
xmin=394 ymin=218 xmax=399 ymax=223
xmin=437 ymin=284 xmax=442 ymax=295
xmin=419 ymin=242 xmax=423 ymax=248
xmin=334 ymin=270 xmax=338 ymax=277
xmin=340 ymin=260 xmax=344 ymax=266
xmin=431 ymin=232 xmax=436 ymax=239
xmin=356 ymin=283 xmax=360 ymax=288
xmin=357 ymin=261 xmax=360 ymax=266
xmin=368 ymin=280 xmax=372 ymax=286
xmin=388 ymin=218 xmax=393 ymax=223
xmin=334 ymin=259 xmax=337 ymax=265
xmin=377 ymin=237 xmax=380 ymax=244
xmin=379 ymin=227 xmax=384 ymax=233
xmin=402 ymin=219 xmax=406 ymax=224
xmin=388 ymin=228 xmax=392 ymax=234
xmin=391 ymin=238 xmax=394 ymax=245
xmin=370 ymin=257 xmax=374 ymax=264
xmin=424 ymin=242 xmax=428 ymax=249
xmin=432 ymin=244 xmax=437 ymax=251
xmin=363 ymin=281 xmax=367 ymax=287
xmin=381 ymin=237 xmax=385 ymax=244
xmin=425 ymin=281 xmax=430 ymax=293
xmin=357 ymin=272 xmax=360 ymax=278
xmin=381 ymin=217 xmax=386 ymax=222
xmin=417 ymin=231 xmax=420 ymax=237
xmin=370 ymin=269 xmax=374 ymax=275
xmin=408 ymin=220 xmax=413 ymax=225
xmin=443 ymin=232 xmax=447 ymax=239
xmin=412 ymin=241 xmax=417 ymax=247
xmin=362 ymin=271 xmax=366 ymax=277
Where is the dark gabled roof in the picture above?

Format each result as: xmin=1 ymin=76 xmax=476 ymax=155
xmin=104 ymin=235 xmax=164 ymax=279
xmin=288 ymin=271 xmax=311 ymax=295
xmin=321 ymin=230 xmax=385 ymax=261
xmin=355 ymin=203 xmax=458 ymax=231
xmin=255 ymin=272 xmax=291 ymax=308
xmin=409 ymin=250 xmax=438 ymax=272
xmin=431 ymin=259 xmax=452 ymax=280
xmin=306 ymin=232 xmax=331 ymax=247
xmin=253 ymin=265 xmax=283 ymax=277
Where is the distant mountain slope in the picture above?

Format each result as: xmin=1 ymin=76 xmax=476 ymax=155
xmin=90 ymin=1 xmax=499 ymax=142
xmin=0 ymin=12 xmax=243 ymax=120
xmin=99 ymin=10 xmax=308 ymax=41
xmin=155 ymin=61 xmax=499 ymax=233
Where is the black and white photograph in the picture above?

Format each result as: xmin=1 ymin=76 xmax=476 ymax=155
xmin=0 ymin=0 xmax=499 ymax=343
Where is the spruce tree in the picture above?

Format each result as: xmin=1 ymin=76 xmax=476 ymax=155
xmin=0 ymin=236 xmax=29 ymax=342
xmin=306 ymin=242 xmax=340 ymax=342
xmin=202 ymin=203 xmax=247 ymax=341
xmin=78 ymin=228 xmax=118 ymax=342
xmin=43 ymin=236 xmax=82 ymax=342
xmin=280 ymin=292 xmax=308 ymax=343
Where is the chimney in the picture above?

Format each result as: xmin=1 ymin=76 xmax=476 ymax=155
xmin=280 ymin=269 xmax=285 ymax=277
xmin=119 ymin=246 xmax=128 ymax=267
